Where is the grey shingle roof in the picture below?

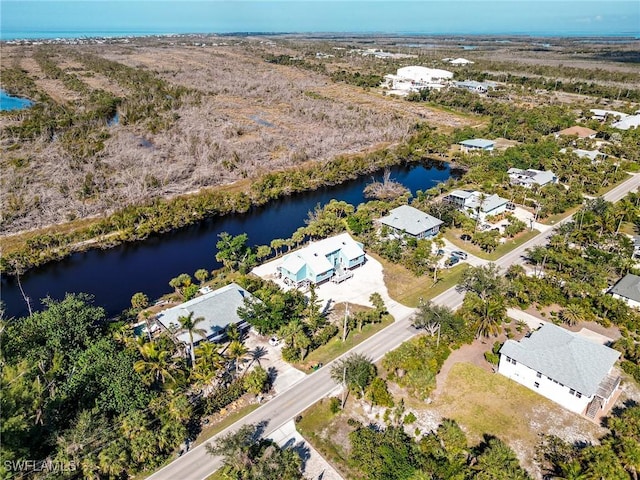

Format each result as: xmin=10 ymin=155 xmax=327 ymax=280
xmin=379 ymin=205 xmax=443 ymax=236
xmin=500 ymin=323 xmax=620 ymax=396
xmin=610 ymin=274 xmax=640 ymax=303
xmin=156 ymin=283 xmax=253 ymax=344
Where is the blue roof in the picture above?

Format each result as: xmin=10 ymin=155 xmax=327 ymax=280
xmin=459 ymin=138 xmax=495 ymax=148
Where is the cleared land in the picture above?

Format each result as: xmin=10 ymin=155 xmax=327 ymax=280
xmin=0 ymin=37 xmax=472 ymax=235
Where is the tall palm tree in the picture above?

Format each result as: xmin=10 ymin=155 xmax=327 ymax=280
xmin=227 ymin=340 xmax=248 ymax=377
xmin=178 ymin=310 xmax=207 ymax=368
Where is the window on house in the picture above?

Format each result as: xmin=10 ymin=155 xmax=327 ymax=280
xmin=576 ymin=392 xmax=582 ymax=399
xmin=534 ymin=382 xmax=540 ymax=388
xmin=536 ymin=372 xmax=542 ymax=378
xmin=506 ymin=356 xmax=511 ymax=363
xmin=510 ymin=358 xmax=516 ymax=365
xmin=570 ymin=389 xmax=575 ymax=395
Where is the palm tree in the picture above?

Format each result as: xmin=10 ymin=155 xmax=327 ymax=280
xmin=134 ymin=342 xmax=181 ymax=386
xmin=227 ymin=340 xmax=248 ymax=377
xmin=463 ymin=293 xmax=505 ymax=339
xmin=178 ymin=310 xmax=207 ymax=368
xmin=194 ymin=342 xmax=226 ymax=382
xmin=560 ymin=304 xmax=585 ymax=326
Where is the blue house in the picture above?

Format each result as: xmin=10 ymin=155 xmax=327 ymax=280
xmin=278 ymin=233 xmax=366 ymax=286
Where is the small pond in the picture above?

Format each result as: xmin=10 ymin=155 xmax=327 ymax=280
xmin=0 ymin=89 xmax=33 ymax=111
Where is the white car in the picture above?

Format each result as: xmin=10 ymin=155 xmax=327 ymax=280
xmin=269 ymin=337 xmax=280 ymax=346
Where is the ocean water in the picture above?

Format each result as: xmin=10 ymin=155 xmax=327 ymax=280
xmin=1 ymin=1 xmax=639 ymax=40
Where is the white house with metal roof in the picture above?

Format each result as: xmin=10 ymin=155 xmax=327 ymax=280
xmin=612 ymin=113 xmax=640 ymax=131
xmin=155 ymin=283 xmax=254 ymax=344
xmin=383 ymin=66 xmax=453 ymax=93
xmin=507 ymin=168 xmax=558 ymax=188
xmin=459 ymin=138 xmax=495 ymax=153
xmin=609 ymin=273 xmax=640 ymax=309
xmin=449 ymin=57 xmax=474 ymax=66
xmin=560 ymin=148 xmax=607 ymax=163
xmin=378 ymin=205 xmax=443 ymax=239
xmin=277 ymin=232 xmax=365 ymax=286
xmin=444 ymin=190 xmax=508 ymax=222
xmin=499 ymin=323 xmax=621 ymax=417
xmin=590 ymin=109 xmax=628 ymax=122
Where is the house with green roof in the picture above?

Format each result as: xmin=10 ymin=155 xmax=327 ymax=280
xmin=499 ymin=323 xmax=620 ymax=418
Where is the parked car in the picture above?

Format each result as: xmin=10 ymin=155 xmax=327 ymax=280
xmin=446 ymin=256 xmax=460 ymax=267
xmin=437 ymin=249 xmax=446 ymax=256
xmin=269 ymin=337 xmax=280 ymax=346
xmin=451 ymin=250 xmax=468 ymax=260
xmin=506 ymin=202 xmax=516 ymax=210
xmin=479 ymin=223 xmax=491 ymax=231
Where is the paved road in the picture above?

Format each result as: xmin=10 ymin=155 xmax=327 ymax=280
xmin=147 ymin=173 xmax=639 ymax=480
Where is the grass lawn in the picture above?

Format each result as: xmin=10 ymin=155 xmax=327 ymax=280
xmin=596 ymin=173 xmax=631 ymax=196
xmin=431 ymin=363 xmax=606 ymax=466
xmin=370 ymin=251 xmax=468 ymax=307
xmin=296 ymin=398 xmax=353 ymax=478
xmin=192 ymin=403 xmax=260 ymax=448
xmin=293 ymin=314 xmax=394 ymax=371
xmin=443 ymin=229 xmax=540 ymax=261
xmin=620 ymin=221 xmax=638 ymax=236
xmin=538 ymin=205 xmax=581 ymax=226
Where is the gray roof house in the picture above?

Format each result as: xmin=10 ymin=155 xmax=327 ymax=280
xmin=444 ymin=190 xmax=508 ymax=222
xmin=155 ymin=283 xmax=253 ymax=344
xmin=609 ymin=273 xmax=640 ymax=309
xmin=499 ymin=323 xmax=621 ymax=416
xmin=459 ymin=138 xmax=495 ymax=153
xmin=507 ymin=168 xmax=557 ymax=188
xmin=560 ymin=148 xmax=607 ymax=163
xmin=378 ymin=205 xmax=443 ymax=238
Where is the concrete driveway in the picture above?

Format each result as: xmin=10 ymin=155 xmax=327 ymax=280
xmin=252 ymin=254 xmax=414 ymax=319
xmin=243 ymin=331 xmax=306 ymax=395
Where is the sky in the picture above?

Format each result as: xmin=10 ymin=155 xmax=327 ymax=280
xmin=1 ymin=1 xmax=639 ymax=39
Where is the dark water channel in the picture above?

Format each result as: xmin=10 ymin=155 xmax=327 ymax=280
xmin=2 ymin=161 xmax=458 ymax=318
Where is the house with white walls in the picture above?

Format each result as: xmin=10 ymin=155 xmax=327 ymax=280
xmin=498 ymin=323 xmax=621 ymax=418
xmin=444 ymin=189 xmax=508 ymax=222
xmin=277 ymin=232 xmax=365 ymax=286
xmin=609 ymin=273 xmax=640 ymax=309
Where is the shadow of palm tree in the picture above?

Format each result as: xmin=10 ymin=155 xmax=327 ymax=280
xmin=247 ymin=346 xmax=269 ymax=369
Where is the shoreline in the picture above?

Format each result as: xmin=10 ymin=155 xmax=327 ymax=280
xmin=0 ymin=152 xmax=457 ymax=277
xmin=2 ymin=32 xmax=639 ymax=45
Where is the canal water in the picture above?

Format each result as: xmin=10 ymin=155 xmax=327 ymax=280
xmin=2 ymin=161 xmax=458 ymax=318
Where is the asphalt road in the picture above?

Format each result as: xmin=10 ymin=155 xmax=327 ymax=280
xmin=147 ymin=173 xmax=639 ymax=480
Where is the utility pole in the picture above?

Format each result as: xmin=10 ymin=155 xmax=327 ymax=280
xmin=342 ymin=302 xmax=349 ymax=342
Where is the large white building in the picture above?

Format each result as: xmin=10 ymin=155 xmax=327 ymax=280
xmin=499 ymin=323 xmax=621 ymax=417
xmin=383 ymin=66 xmax=453 ymax=93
